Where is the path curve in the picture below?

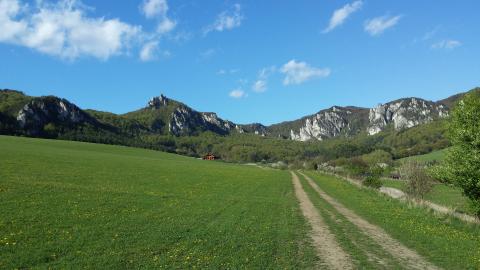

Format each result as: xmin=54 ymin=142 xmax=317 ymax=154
xmin=299 ymin=172 xmax=440 ymax=270
xmin=290 ymin=171 xmax=354 ymax=270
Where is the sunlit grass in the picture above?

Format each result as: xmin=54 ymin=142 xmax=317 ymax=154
xmin=0 ymin=136 xmax=317 ymax=269
xmin=306 ymin=171 xmax=480 ymax=269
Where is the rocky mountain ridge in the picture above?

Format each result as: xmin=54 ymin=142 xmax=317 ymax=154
xmin=1 ymin=88 xmax=477 ymax=141
xmin=277 ymin=96 xmax=453 ymax=142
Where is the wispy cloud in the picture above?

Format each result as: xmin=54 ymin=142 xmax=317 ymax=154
xmin=0 ymin=0 xmax=141 ymax=60
xmin=431 ymin=39 xmax=462 ymax=50
xmin=140 ymin=0 xmax=176 ymax=34
xmin=140 ymin=41 xmax=159 ymax=62
xmin=139 ymin=41 xmax=170 ymax=61
xmin=280 ymin=60 xmax=330 ymax=86
xmin=323 ymin=1 xmax=363 ymax=33
xmin=204 ymin=4 xmax=243 ymax=35
xmin=229 ymin=89 xmax=246 ymax=99
xmin=217 ymin=69 xmax=239 ymax=75
xmin=199 ymin=48 xmax=216 ymax=61
xmin=252 ymin=66 xmax=276 ymax=92
xmin=422 ymin=26 xmax=440 ymax=41
xmin=364 ymin=15 xmax=402 ymax=36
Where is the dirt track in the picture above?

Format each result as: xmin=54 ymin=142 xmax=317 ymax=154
xmin=291 ymin=171 xmax=354 ymax=270
xmin=299 ymin=172 xmax=440 ymax=270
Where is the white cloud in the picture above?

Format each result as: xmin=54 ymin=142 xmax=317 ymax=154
xmin=229 ymin=89 xmax=246 ymax=99
xmin=0 ymin=0 xmax=141 ymax=60
xmin=252 ymin=66 xmax=276 ymax=92
xmin=252 ymin=80 xmax=267 ymax=92
xmin=364 ymin=15 xmax=402 ymax=36
xmin=157 ymin=18 xmax=176 ymax=34
xmin=323 ymin=1 xmax=362 ymax=33
xmin=204 ymin=4 xmax=243 ymax=35
xmin=422 ymin=26 xmax=440 ymax=41
xmin=139 ymin=41 xmax=159 ymax=61
xmin=431 ymin=39 xmax=462 ymax=50
xmin=217 ymin=69 xmax=239 ymax=75
xmin=199 ymin=48 xmax=216 ymax=60
xmin=280 ymin=60 xmax=330 ymax=86
xmin=140 ymin=0 xmax=176 ymax=34
xmin=141 ymin=0 xmax=168 ymax=19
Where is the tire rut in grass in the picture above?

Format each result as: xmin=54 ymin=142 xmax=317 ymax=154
xmin=290 ymin=171 xmax=354 ymax=270
xmin=299 ymin=172 xmax=440 ymax=270
xmin=299 ymin=175 xmax=404 ymax=269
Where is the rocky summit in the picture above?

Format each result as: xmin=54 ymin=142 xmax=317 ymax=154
xmin=279 ymin=97 xmax=451 ymax=141
xmin=16 ymin=96 xmax=96 ymax=136
xmin=0 ymin=88 xmax=476 ymax=141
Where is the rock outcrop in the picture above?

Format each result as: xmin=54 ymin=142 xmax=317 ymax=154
xmin=167 ymin=106 xmax=236 ymax=136
xmin=366 ymin=98 xmax=448 ymax=135
xmin=144 ymin=95 xmax=267 ymax=136
xmin=3 ymin=90 xmax=465 ymax=141
xmin=147 ymin=94 xmax=169 ymax=109
xmin=16 ymin=96 xmax=95 ymax=135
xmin=290 ymin=106 xmax=357 ymax=141
xmin=285 ymin=98 xmax=449 ymax=141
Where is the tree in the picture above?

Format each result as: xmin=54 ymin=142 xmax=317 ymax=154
xmin=399 ymin=160 xmax=433 ymax=199
xmin=436 ymin=92 xmax=480 ymax=216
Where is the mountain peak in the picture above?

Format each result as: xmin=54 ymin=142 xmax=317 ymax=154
xmin=147 ymin=94 xmax=170 ymax=109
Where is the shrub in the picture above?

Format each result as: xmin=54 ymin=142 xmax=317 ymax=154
xmin=361 ymin=149 xmax=393 ymax=166
xmin=362 ymin=166 xmax=383 ymax=189
xmin=399 ymin=160 xmax=433 ymax=199
xmin=345 ymin=157 xmax=369 ymax=178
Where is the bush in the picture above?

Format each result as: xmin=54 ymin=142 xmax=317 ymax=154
xmin=399 ymin=160 xmax=433 ymax=199
xmin=344 ymin=157 xmax=369 ymax=178
xmin=361 ymin=149 xmax=392 ymax=166
xmin=362 ymin=166 xmax=383 ymax=189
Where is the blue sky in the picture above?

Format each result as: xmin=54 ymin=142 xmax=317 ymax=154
xmin=1 ymin=0 xmax=479 ymax=125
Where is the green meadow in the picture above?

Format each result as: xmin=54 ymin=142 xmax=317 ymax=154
xmin=399 ymin=148 xmax=449 ymax=163
xmin=303 ymin=171 xmax=480 ymax=269
xmin=2 ymin=135 xmax=480 ymax=269
xmin=0 ymin=136 xmax=317 ymax=269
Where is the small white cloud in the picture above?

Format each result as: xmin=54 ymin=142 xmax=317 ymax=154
xmin=217 ymin=69 xmax=239 ymax=75
xmin=252 ymin=66 xmax=276 ymax=92
xmin=139 ymin=41 xmax=158 ymax=62
xmin=422 ymin=26 xmax=440 ymax=41
xmin=169 ymin=30 xmax=193 ymax=43
xmin=0 ymin=0 xmax=141 ymax=60
xmin=229 ymin=89 xmax=246 ymax=99
xmin=280 ymin=60 xmax=330 ymax=86
xmin=141 ymin=0 xmax=168 ymax=19
xmin=364 ymin=15 xmax=402 ymax=36
xmin=431 ymin=39 xmax=462 ymax=50
xmin=199 ymin=48 xmax=216 ymax=60
xmin=157 ymin=18 xmax=176 ymax=34
xmin=140 ymin=0 xmax=176 ymax=34
xmin=323 ymin=1 xmax=363 ymax=33
xmin=204 ymin=4 xmax=243 ymax=35
xmin=252 ymin=80 xmax=267 ymax=92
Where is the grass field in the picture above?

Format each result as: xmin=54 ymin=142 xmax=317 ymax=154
xmin=2 ymin=135 xmax=480 ymax=269
xmin=304 ymin=171 xmax=480 ymax=269
xmin=399 ymin=148 xmax=449 ymax=163
xmin=382 ymin=179 xmax=472 ymax=214
xmin=0 ymin=136 xmax=317 ymax=269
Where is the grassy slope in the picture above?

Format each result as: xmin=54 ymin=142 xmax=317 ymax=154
xmin=382 ymin=179 xmax=472 ymax=214
xmin=399 ymin=148 xmax=448 ymax=163
xmin=0 ymin=136 xmax=317 ymax=269
xmin=305 ymin=171 xmax=480 ymax=269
